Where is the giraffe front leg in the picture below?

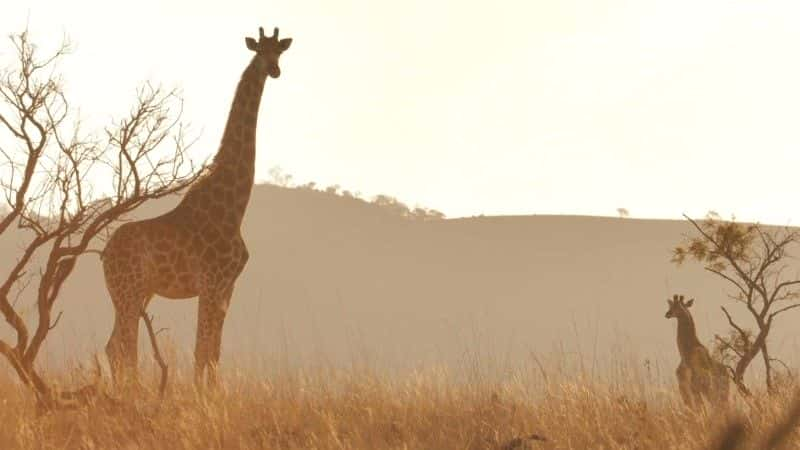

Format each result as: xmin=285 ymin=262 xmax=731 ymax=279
xmin=195 ymin=286 xmax=233 ymax=390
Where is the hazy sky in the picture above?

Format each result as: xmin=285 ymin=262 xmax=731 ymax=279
xmin=2 ymin=0 xmax=800 ymax=223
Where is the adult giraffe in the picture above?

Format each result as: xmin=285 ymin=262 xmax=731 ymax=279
xmin=102 ymin=26 xmax=292 ymax=388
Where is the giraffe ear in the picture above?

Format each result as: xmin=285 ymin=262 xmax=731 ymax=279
xmin=279 ymin=38 xmax=292 ymax=51
xmin=245 ymin=37 xmax=258 ymax=51
xmin=685 ymin=298 xmax=694 ymax=308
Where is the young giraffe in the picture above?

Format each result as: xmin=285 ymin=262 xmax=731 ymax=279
xmin=664 ymin=294 xmax=729 ymax=409
xmin=102 ymin=26 xmax=292 ymax=389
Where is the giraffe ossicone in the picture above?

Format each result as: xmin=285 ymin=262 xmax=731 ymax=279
xmin=102 ymin=25 xmax=292 ymax=389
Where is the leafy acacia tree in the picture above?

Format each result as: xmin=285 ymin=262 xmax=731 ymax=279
xmin=0 ymin=29 xmax=202 ymax=408
xmin=673 ymin=214 xmax=800 ymax=393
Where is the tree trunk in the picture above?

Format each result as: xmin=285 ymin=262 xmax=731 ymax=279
xmin=734 ymin=328 xmax=769 ymax=388
xmin=761 ymin=340 xmax=773 ymax=393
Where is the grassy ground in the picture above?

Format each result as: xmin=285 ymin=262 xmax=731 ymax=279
xmin=0 ymin=360 xmax=798 ymax=450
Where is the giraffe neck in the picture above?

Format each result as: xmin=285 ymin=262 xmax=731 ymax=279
xmin=175 ymin=56 xmax=268 ymax=226
xmin=214 ymin=56 xmax=268 ymax=170
xmin=675 ymin=313 xmax=703 ymax=361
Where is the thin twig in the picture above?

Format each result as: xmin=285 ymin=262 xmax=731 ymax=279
xmin=141 ymin=310 xmax=168 ymax=398
xmin=47 ymin=310 xmax=63 ymax=330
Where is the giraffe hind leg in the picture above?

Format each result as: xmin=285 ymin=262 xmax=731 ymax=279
xmin=714 ymin=364 xmax=731 ymax=405
xmin=106 ymin=292 xmax=151 ymax=391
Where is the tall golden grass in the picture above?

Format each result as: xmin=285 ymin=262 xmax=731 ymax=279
xmin=0 ymin=353 xmax=798 ymax=450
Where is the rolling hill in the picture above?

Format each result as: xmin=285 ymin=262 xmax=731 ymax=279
xmin=2 ymin=184 xmax=796 ymax=381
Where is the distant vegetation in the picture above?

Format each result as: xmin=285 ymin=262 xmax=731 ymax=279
xmin=263 ymin=166 xmax=446 ymax=222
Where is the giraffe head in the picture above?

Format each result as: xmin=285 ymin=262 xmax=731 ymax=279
xmin=245 ymin=26 xmax=292 ymax=78
xmin=665 ymin=294 xmax=694 ymax=319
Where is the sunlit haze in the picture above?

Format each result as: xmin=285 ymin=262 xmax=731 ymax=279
xmin=3 ymin=0 xmax=800 ymax=223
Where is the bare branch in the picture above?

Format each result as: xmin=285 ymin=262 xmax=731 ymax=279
xmin=720 ymin=306 xmax=748 ymax=340
xmin=706 ymin=267 xmax=748 ymax=297
xmin=769 ymin=303 xmax=800 ymax=322
xmin=141 ymin=311 xmax=168 ymax=398
xmin=770 ymin=280 xmax=800 ymax=304
xmin=0 ymin=27 xmax=201 ymax=405
xmin=715 ymin=334 xmax=745 ymax=359
xmin=47 ymin=311 xmax=63 ymax=331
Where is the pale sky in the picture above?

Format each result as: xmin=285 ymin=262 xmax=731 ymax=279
xmin=2 ymin=0 xmax=800 ymax=223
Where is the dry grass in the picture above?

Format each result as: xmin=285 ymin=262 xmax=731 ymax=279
xmin=0 ymin=360 xmax=798 ymax=449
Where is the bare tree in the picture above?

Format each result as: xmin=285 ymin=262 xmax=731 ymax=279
xmin=372 ymin=194 xmax=411 ymax=217
xmin=617 ymin=208 xmax=629 ymax=219
xmin=672 ymin=214 xmax=800 ymax=393
xmin=0 ymin=29 xmax=203 ymax=409
xmin=409 ymin=206 xmax=446 ymax=221
xmin=266 ymin=165 xmax=293 ymax=187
